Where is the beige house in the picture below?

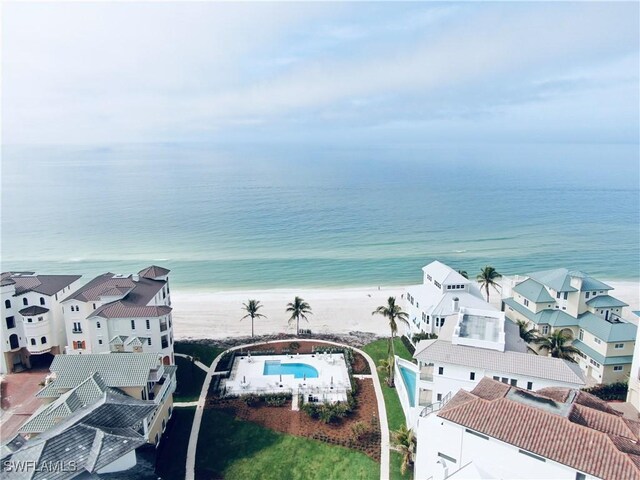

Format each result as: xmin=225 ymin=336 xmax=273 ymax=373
xmin=34 ymin=352 xmax=176 ymax=446
xmin=502 ymin=268 xmax=636 ymax=385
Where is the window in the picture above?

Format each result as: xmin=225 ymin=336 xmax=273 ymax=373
xmin=131 ymin=320 xmax=136 ymax=330
xmin=148 ymin=337 xmax=152 ymax=346
xmin=614 ymin=343 xmax=624 ymax=349
xmin=519 ymin=449 xmax=546 ymax=462
xmin=493 ymin=376 xmax=500 ymax=381
xmin=93 ymin=303 xmax=96 ymax=310
xmin=6 ymin=316 xmax=15 ymax=329
xmin=594 ymin=337 xmax=601 ymax=345
xmin=613 ymin=365 xmax=623 ymax=372
xmin=23 ymin=298 xmax=28 ymax=306
xmin=436 ymin=393 xmax=442 ymax=401
xmin=41 ymin=336 xmax=47 ymax=344
xmin=438 ymin=367 xmax=444 ymax=375
xmin=98 ymin=339 xmax=103 ymax=345
xmin=39 ymin=297 xmax=45 ymax=305
xmin=510 ymin=379 xmax=518 ymax=386
xmin=563 ymin=292 xmax=568 ymax=300
xmin=437 ymin=452 xmax=456 ymax=464
xmin=576 ymin=473 xmax=586 ymax=480
xmin=96 ymin=321 xmax=101 ymax=329
xmin=579 ymin=329 xmax=584 ymax=341
xmin=146 ymin=319 xmax=151 ymax=329
xmin=589 ymin=359 xmax=601 ymax=368
xmin=523 ymin=299 xmax=529 ymax=307
xmin=30 ymin=338 xmax=36 ymax=345
xmin=470 ymin=372 xmax=475 ymax=380
xmin=585 ymin=292 xmax=589 ymax=299
xmin=4 ymin=299 xmax=10 ymax=308
xmin=161 ymin=335 xmax=168 ymax=348
xmin=556 ymin=292 xmax=561 ymax=299
xmin=27 ymin=317 xmax=33 ymax=323
xmin=73 ymin=322 xmax=82 ymax=333
xmin=527 ymin=381 xmax=533 ymax=390
xmin=501 ymin=377 xmax=509 ymax=384
xmin=465 ymin=429 xmax=489 ymax=440
xmin=37 ymin=316 xmax=43 ymax=322
xmin=541 ymin=325 xmax=550 ymax=335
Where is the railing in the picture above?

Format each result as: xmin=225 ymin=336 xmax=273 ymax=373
xmin=72 ymin=328 xmax=82 ymax=333
xmin=419 ymin=391 xmax=452 ymax=417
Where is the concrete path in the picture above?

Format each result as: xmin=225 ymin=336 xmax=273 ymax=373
xmin=174 ymin=401 xmax=199 ymax=408
xmin=184 ymin=339 xmax=390 ymax=480
xmin=175 ymin=353 xmax=210 ymax=373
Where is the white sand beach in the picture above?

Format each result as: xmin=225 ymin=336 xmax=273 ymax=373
xmin=171 ymin=281 xmax=639 ymax=340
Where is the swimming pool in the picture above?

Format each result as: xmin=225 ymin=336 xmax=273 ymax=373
xmin=399 ymin=365 xmax=417 ymax=407
xmin=263 ymin=360 xmax=319 ymax=379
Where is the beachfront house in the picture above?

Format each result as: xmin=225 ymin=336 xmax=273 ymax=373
xmin=627 ymin=311 xmax=640 ymax=414
xmin=32 ymin=352 xmax=176 ymax=446
xmin=413 ymin=377 xmax=640 ymax=480
xmin=61 ymin=265 xmax=175 ymax=365
xmin=394 ymin=307 xmax=585 ymax=427
xmin=501 ymin=268 xmax=637 ymax=385
xmin=404 ymin=261 xmax=492 ymax=337
xmin=0 ymin=272 xmax=82 ymax=374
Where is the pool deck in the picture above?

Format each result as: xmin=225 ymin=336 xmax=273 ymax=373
xmin=224 ymin=353 xmax=351 ymax=402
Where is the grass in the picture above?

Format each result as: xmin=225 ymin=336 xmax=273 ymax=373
xmin=174 ymin=341 xmax=226 ymax=366
xmin=174 ymin=355 xmax=207 ymax=402
xmin=196 ymin=409 xmax=379 ymax=480
xmin=362 ymin=337 xmax=414 ymax=480
xmin=155 ymin=406 xmax=195 ymax=480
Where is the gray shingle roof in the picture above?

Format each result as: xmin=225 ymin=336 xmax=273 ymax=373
xmin=414 ymin=339 xmax=585 ymax=385
xmin=3 ymin=273 xmax=82 ymax=297
xmin=138 ymin=265 xmax=170 ymax=279
xmin=38 ymin=354 xmax=162 ymax=396
xmin=512 ymin=278 xmax=555 ymax=303
xmin=18 ymin=305 xmax=50 ymax=316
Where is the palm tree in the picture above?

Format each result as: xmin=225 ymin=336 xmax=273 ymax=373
xmin=377 ymin=357 xmax=393 ymax=384
xmin=457 ymin=269 xmax=469 ymax=279
xmin=477 ymin=265 xmax=502 ymax=303
xmin=516 ymin=320 xmax=539 ymax=344
xmin=286 ymin=296 xmax=312 ymax=336
xmin=372 ymin=296 xmax=409 ymax=386
xmin=241 ymin=299 xmax=266 ymax=338
xmin=534 ymin=329 xmax=580 ymax=362
xmin=392 ymin=425 xmax=417 ymax=475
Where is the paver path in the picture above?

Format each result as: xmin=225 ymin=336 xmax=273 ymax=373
xmin=184 ymin=338 xmax=390 ymax=480
xmin=175 ymin=352 xmax=210 ymax=372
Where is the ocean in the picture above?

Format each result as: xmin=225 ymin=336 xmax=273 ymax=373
xmin=1 ymin=142 xmax=638 ymax=289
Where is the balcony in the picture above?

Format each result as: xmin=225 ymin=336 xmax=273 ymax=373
xmin=72 ymin=328 xmax=82 ymax=334
xmin=420 ymin=366 xmax=434 ymax=382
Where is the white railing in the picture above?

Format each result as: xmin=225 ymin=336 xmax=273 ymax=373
xmin=419 ymin=391 xmax=452 ymax=417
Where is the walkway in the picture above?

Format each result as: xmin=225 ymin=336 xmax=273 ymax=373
xmin=175 ymin=352 xmax=210 ymax=373
xmin=184 ymin=338 xmax=390 ymax=480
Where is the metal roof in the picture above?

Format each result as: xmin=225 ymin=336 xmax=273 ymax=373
xmin=586 ymin=295 xmax=628 ymax=308
xmin=573 ymin=340 xmax=634 ymax=366
xmin=512 ymin=278 xmax=555 ymax=303
xmin=414 ymin=339 xmax=585 ymax=385
xmin=578 ymin=312 xmax=637 ymax=342
xmin=38 ymin=354 xmax=162 ymax=396
xmin=527 ymin=268 xmax=612 ymax=293
xmin=503 ymin=298 xmax=576 ymax=327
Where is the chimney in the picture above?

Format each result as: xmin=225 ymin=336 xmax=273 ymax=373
xmin=452 ymin=297 xmax=460 ymax=313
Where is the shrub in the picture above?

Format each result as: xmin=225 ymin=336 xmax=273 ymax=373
xmin=582 ymin=382 xmax=628 ymax=401
xmin=289 ymin=341 xmax=300 ymax=352
xmin=264 ymin=393 xmax=291 ymax=407
xmin=412 ymin=332 xmax=438 ymax=343
xmin=400 ymin=335 xmax=415 ymax=355
xmin=241 ymin=393 xmax=260 ymax=406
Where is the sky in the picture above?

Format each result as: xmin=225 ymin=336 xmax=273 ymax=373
xmin=2 ymin=1 xmax=639 ymax=147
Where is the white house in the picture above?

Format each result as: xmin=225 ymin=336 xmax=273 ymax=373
xmin=405 ymin=261 xmax=492 ymax=337
xmin=627 ymin=311 xmax=640 ymax=414
xmin=395 ymin=306 xmax=585 ymax=428
xmin=1 ymin=272 xmax=82 ymax=374
xmin=61 ymin=265 xmax=175 ymax=365
xmin=502 ymin=268 xmax=637 ymax=384
xmin=414 ymin=377 xmax=640 ymax=480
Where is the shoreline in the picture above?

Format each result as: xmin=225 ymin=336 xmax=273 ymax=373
xmin=170 ymin=280 xmax=639 ymax=341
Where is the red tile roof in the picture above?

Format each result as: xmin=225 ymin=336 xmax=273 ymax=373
xmin=438 ymin=378 xmax=640 ymax=480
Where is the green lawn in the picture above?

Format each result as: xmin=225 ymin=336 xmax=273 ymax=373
xmin=174 ymin=355 xmax=207 ymax=402
xmin=175 ymin=341 xmax=225 ymax=366
xmin=156 ymin=406 xmax=195 ymax=480
xmin=196 ymin=409 xmax=379 ymax=480
xmin=362 ymin=337 xmax=414 ymax=480
xmin=390 ymin=451 xmax=412 ymax=480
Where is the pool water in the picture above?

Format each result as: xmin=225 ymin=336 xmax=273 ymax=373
xmin=263 ymin=361 xmax=319 ymax=379
xmin=399 ymin=365 xmax=417 ymax=407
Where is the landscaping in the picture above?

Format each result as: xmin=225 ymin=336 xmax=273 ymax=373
xmin=155 ymin=406 xmax=195 ymax=480
xmin=175 ymin=341 xmax=225 ymax=366
xmin=195 ymin=409 xmax=380 ymax=480
xmin=174 ymin=355 xmax=207 ymax=402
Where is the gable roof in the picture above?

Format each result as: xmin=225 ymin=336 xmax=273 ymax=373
xmin=512 ymin=278 xmax=555 ymax=303
xmin=438 ymin=378 xmax=640 ymax=480
xmin=2 ymin=273 xmax=81 ymax=297
xmin=414 ymin=339 xmax=585 ymax=385
xmin=38 ymin=353 xmax=162 ymax=397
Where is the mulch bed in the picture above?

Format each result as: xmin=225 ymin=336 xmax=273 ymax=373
xmin=207 ymin=378 xmax=381 ymax=462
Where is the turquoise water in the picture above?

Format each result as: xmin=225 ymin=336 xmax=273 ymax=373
xmin=1 ymin=143 xmax=638 ymax=288
xmin=399 ymin=365 xmax=417 ymax=407
xmin=263 ymin=360 xmax=319 ymax=379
